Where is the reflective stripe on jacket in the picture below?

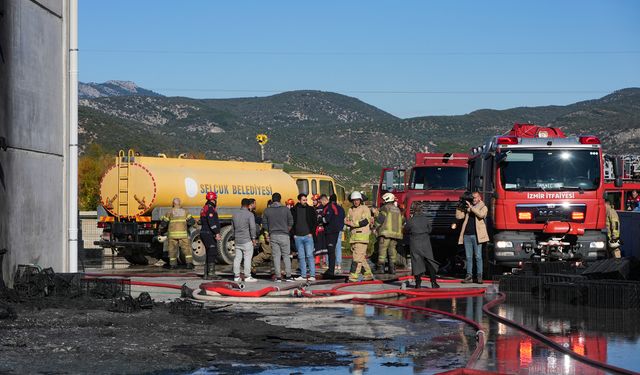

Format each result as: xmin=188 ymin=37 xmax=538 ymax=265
xmin=161 ymin=208 xmax=192 ymax=239
xmin=606 ymin=206 xmax=620 ymax=240
xmin=348 ymin=205 xmax=371 ymax=243
xmin=376 ymin=203 xmax=404 ymax=240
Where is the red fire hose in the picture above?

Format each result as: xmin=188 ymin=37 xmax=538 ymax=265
xmin=357 ymin=297 xmax=485 ymax=369
xmin=483 ymin=292 xmax=638 ymax=375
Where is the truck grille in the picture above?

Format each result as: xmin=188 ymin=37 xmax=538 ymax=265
xmin=410 ymin=201 xmax=458 ymax=232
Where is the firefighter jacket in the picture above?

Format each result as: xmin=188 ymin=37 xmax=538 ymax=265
xmin=162 ymin=208 xmax=194 ymax=239
xmin=606 ymin=206 xmax=620 ymax=240
xmin=375 ymin=203 xmax=404 ymax=240
xmin=455 ymin=201 xmax=489 ymax=245
xmin=347 ymin=204 xmax=372 ymax=244
xmin=200 ymin=202 xmax=220 ymax=235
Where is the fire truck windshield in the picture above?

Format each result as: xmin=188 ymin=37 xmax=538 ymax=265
xmin=500 ymin=150 xmax=601 ymax=191
xmin=409 ymin=167 xmax=467 ymax=190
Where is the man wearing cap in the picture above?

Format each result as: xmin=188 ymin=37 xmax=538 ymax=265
xmin=200 ymin=192 xmax=221 ymax=279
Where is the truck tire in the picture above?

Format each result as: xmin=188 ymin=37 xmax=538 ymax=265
xmin=217 ymin=225 xmax=235 ymax=265
xmin=189 ymin=229 xmax=206 ymax=266
xmin=124 ymin=250 xmax=149 ymax=265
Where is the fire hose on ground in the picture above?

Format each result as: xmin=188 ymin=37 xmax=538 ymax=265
xmin=84 ymin=272 xmax=640 ymax=375
xmin=483 ymin=292 xmax=638 ymax=375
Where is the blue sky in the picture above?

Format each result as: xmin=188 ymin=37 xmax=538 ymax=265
xmin=79 ymin=0 xmax=640 ymax=118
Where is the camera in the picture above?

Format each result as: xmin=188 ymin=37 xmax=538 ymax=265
xmin=457 ymin=191 xmax=474 ymax=210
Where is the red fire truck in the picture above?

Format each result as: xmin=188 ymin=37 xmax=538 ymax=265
xmin=469 ymin=124 xmax=611 ymax=267
xmin=375 ymin=153 xmax=468 ymax=268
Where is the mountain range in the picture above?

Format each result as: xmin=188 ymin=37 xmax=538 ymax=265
xmin=78 ymin=81 xmax=640 ymax=187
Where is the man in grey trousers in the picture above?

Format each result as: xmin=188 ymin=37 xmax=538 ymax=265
xmin=232 ymin=198 xmax=258 ymax=282
xmin=262 ymin=193 xmax=294 ymax=282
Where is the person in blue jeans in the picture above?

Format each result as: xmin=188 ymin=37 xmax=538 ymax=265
xmin=454 ymin=192 xmax=489 ymax=284
xmin=291 ymin=194 xmax=318 ymax=280
xmin=330 ymin=194 xmax=345 ymax=273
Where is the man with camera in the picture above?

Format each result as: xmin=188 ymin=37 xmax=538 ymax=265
xmin=454 ymin=191 xmax=489 ymax=284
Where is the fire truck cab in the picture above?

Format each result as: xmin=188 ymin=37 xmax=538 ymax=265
xmin=470 ymin=124 xmax=608 ymax=267
xmin=374 ymin=167 xmax=407 ymax=209
xmin=375 ymin=153 xmax=468 ymax=271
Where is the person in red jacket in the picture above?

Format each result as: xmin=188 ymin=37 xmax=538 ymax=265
xmin=200 ymin=192 xmax=221 ymax=280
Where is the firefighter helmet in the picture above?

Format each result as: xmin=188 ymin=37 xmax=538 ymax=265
xmin=609 ymin=239 xmax=621 ymax=249
xmin=382 ymin=192 xmax=395 ymax=203
xmin=350 ymin=191 xmax=363 ymax=202
xmin=206 ymin=192 xmax=217 ymax=201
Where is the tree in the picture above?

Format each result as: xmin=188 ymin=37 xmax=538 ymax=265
xmin=78 ymin=144 xmax=113 ymax=210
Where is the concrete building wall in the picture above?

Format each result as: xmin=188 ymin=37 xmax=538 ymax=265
xmin=0 ymin=0 xmax=69 ymax=283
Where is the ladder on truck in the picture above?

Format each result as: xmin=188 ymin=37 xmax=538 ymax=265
xmin=116 ymin=149 xmax=134 ymax=219
xmin=604 ymin=155 xmax=640 ymax=180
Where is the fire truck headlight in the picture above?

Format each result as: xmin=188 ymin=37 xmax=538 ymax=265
xmin=496 ymin=241 xmax=513 ymax=248
xmin=589 ymin=241 xmax=605 ymax=249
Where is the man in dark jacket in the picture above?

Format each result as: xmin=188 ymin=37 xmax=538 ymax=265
xmin=321 ymin=194 xmax=345 ymax=278
xmin=405 ymin=207 xmax=440 ymax=289
xmin=291 ymin=193 xmax=318 ymax=280
xmin=200 ymin=192 xmax=221 ymax=280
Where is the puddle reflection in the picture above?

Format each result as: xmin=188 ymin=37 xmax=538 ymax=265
xmin=413 ymin=294 xmax=640 ymax=374
xmin=195 ymin=293 xmax=640 ymax=374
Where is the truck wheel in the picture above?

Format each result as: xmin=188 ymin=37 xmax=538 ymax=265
xmin=217 ymin=226 xmax=235 ymax=265
xmin=124 ymin=250 xmax=149 ymax=265
xmin=189 ymin=229 xmax=206 ymax=266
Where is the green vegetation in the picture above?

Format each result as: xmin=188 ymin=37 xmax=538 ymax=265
xmin=78 ymin=87 xmax=640 ymax=208
xmin=78 ymin=144 xmax=114 ymax=210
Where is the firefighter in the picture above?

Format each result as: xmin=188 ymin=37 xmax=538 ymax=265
xmin=161 ymin=197 xmax=196 ymax=269
xmin=374 ymin=193 xmax=404 ymax=275
xmin=200 ymin=192 xmax=221 ymax=279
xmin=605 ymin=200 xmax=621 ymax=258
xmin=345 ymin=191 xmax=374 ymax=282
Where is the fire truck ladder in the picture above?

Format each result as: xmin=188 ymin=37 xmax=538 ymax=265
xmin=116 ymin=149 xmax=135 ymax=219
xmin=604 ymin=155 xmax=640 ymax=180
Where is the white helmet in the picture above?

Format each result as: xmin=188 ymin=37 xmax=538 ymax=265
xmin=350 ymin=191 xmax=363 ymax=201
xmin=382 ymin=192 xmax=395 ymax=203
xmin=609 ymin=239 xmax=621 ymax=249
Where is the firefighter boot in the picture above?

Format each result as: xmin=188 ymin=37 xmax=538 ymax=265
xmin=348 ymin=262 xmax=359 ymax=282
xmin=363 ymin=270 xmax=375 ymax=281
xmin=203 ymin=261 xmax=212 ymax=280
xmin=387 ymin=261 xmax=396 ymax=276
xmin=374 ymin=262 xmax=386 ymax=274
xmin=207 ymin=263 xmax=221 ymax=280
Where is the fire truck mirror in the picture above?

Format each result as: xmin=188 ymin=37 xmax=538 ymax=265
xmin=614 ymin=177 xmax=623 ymax=188
xmin=613 ymin=157 xmax=624 ymax=178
